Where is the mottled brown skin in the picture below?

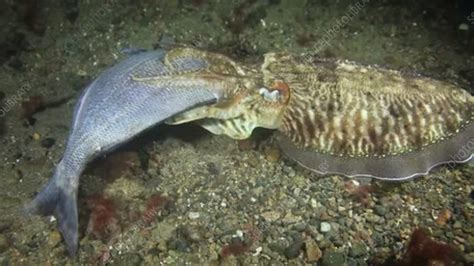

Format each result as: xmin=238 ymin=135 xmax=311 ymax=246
xmin=265 ymin=53 xmax=473 ymax=158
xmin=165 ymin=47 xmax=473 ymax=179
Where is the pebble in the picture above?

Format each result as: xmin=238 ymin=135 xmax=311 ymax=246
xmin=435 ymin=208 xmax=452 ymax=226
xmin=117 ymin=253 xmax=143 ymax=265
xmin=320 ymin=222 xmax=331 ymax=233
xmin=188 ymin=212 xmax=200 ymax=219
xmin=373 ymin=205 xmax=387 ymax=216
xmin=305 ymin=238 xmax=322 ymax=262
xmin=167 ymin=237 xmax=191 ymax=252
xmin=264 ymin=147 xmax=281 ymax=162
xmin=261 ymin=211 xmax=281 ymax=222
xmin=453 ymin=221 xmax=462 ymax=229
xmin=47 ymin=231 xmax=62 ymax=248
xmin=293 ymin=222 xmax=307 ymax=231
xmin=284 ymin=240 xmax=304 ymax=259
xmin=349 ymin=242 xmax=367 ymax=257
xmin=282 ymin=212 xmax=302 ymax=224
xmin=0 ymin=234 xmax=8 ymax=253
xmin=32 ymin=132 xmax=41 ymax=140
xmin=40 ymin=137 xmax=55 ymax=148
xmin=322 ymin=250 xmax=346 ymax=266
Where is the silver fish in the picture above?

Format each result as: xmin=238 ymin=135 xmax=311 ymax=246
xmin=24 ymin=48 xmax=250 ymax=255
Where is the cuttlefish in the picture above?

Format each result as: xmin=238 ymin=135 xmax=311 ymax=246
xmin=25 ymin=47 xmax=473 ymax=255
xmin=167 ymin=48 xmax=473 ymax=180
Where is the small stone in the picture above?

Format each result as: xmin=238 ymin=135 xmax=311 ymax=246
xmin=47 ymin=231 xmax=62 ymax=247
xmin=320 ymin=222 xmax=331 ymax=233
xmin=284 ymin=240 xmax=304 ymax=259
xmin=310 ymin=198 xmax=319 ymax=208
xmin=118 ymin=253 xmax=143 ymax=265
xmin=32 ymin=132 xmax=41 ymax=140
xmin=282 ymin=212 xmax=302 ymax=224
xmin=261 ymin=211 xmax=281 ymax=222
xmin=264 ymin=147 xmax=281 ymax=162
xmin=435 ymin=208 xmax=452 ymax=226
xmin=268 ymin=242 xmax=287 ymax=254
xmin=293 ymin=222 xmax=307 ymax=231
xmin=40 ymin=137 xmax=55 ymax=148
xmin=305 ymin=238 xmax=322 ymax=262
xmin=373 ymin=205 xmax=387 ymax=216
xmin=188 ymin=212 xmax=200 ymax=219
xmin=77 ymin=69 xmax=87 ymax=76
xmin=453 ymin=221 xmax=462 ymax=229
xmin=238 ymin=139 xmax=256 ymax=150
xmin=167 ymin=237 xmax=191 ymax=252
xmin=322 ymin=250 xmax=346 ymax=266
xmin=0 ymin=234 xmax=8 ymax=253
xmin=349 ymin=242 xmax=367 ymax=257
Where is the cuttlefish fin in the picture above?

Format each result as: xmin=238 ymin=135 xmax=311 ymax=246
xmin=277 ymin=122 xmax=474 ymax=180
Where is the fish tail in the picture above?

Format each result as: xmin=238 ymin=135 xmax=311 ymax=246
xmin=23 ymin=165 xmax=79 ymax=256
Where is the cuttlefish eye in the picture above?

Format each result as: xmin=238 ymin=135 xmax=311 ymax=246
xmin=259 ymin=87 xmax=281 ymax=102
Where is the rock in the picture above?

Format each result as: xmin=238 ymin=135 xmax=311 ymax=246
xmin=117 ymin=253 xmax=143 ymax=265
xmin=167 ymin=237 xmax=191 ymax=252
xmin=47 ymin=231 xmax=62 ymax=248
xmin=188 ymin=212 xmax=200 ymax=219
xmin=293 ymin=222 xmax=307 ymax=231
xmin=284 ymin=240 xmax=304 ymax=259
xmin=0 ymin=234 xmax=8 ymax=253
xmin=264 ymin=147 xmax=281 ymax=162
xmin=322 ymin=250 xmax=346 ymax=266
xmin=282 ymin=212 xmax=302 ymax=224
xmin=238 ymin=139 xmax=256 ymax=150
xmin=349 ymin=242 xmax=366 ymax=257
xmin=373 ymin=205 xmax=387 ymax=216
xmin=268 ymin=242 xmax=287 ymax=254
xmin=153 ymin=222 xmax=176 ymax=243
xmin=320 ymin=222 xmax=331 ymax=233
xmin=40 ymin=137 xmax=55 ymax=148
xmin=453 ymin=221 xmax=462 ymax=229
xmin=261 ymin=211 xmax=281 ymax=222
xmin=435 ymin=208 xmax=452 ymax=226
xmin=305 ymin=238 xmax=322 ymax=262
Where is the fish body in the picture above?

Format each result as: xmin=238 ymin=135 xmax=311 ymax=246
xmin=25 ymin=48 xmax=250 ymax=255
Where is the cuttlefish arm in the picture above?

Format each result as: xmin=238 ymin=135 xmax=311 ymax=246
xmin=166 ymin=80 xmax=291 ymax=139
xmin=265 ymin=53 xmax=473 ymax=180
